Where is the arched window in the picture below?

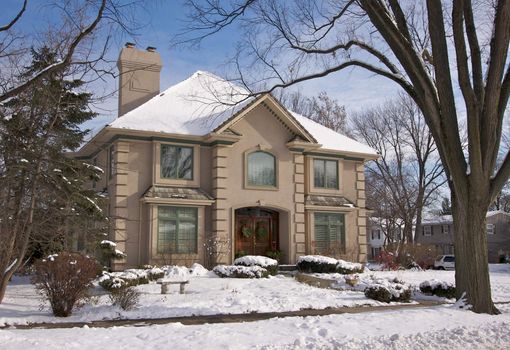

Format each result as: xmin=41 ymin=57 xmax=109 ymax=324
xmin=247 ymin=151 xmax=276 ymax=187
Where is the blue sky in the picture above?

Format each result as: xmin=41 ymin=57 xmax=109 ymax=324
xmin=2 ymin=1 xmax=401 ymax=133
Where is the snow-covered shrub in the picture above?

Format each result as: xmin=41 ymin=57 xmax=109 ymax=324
xmin=364 ymin=285 xmax=393 ymax=302
xmin=32 ymin=252 xmax=100 ymax=317
xmin=297 ymin=255 xmax=363 ymax=274
xmin=109 ymin=286 xmax=140 ymax=311
xmin=336 ymin=259 xmax=364 ymax=274
xmin=364 ymin=277 xmax=411 ymax=303
xmin=189 ymin=263 xmax=209 ymax=276
xmin=297 ymin=255 xmax=338 ymax=273
xmin=233 ymin=255 xmax=278 ymax=275
xmin=98 ymin=269 xmax=149 ymax=291
xmin=147 ymin=267 xmax=165 ymax=281
xmin=213 ymin=265 xmax=270 ymax=278
xmin=419 ymin=280 xmax=456 ymax=299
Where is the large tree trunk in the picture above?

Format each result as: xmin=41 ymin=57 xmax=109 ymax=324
xmin=452 ymin=186 xmax=499 ymax=314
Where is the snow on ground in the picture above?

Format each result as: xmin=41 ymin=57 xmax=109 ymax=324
xmin=0 ymin=274 xmax=380 ymax=326
xmin=1 ymin=304 xmax=510 ymax=349
xmin=1 ymin=265 xmax=510 ymax=327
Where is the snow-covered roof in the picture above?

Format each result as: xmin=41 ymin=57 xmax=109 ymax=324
xmin=422 ymin=210 xmax=510 ymax=224
xmin=108 ymin=71 xmax=378 ymax=157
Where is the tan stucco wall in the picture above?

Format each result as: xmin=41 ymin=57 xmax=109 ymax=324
xmin=216 ymin=104 xmax=297 ymax=263
xmin=88 ymin=102 xmax=368 ymax=268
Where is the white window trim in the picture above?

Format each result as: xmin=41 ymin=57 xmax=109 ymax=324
xmin=487 ymin=223 xmax=495 ymax=235
xmin=423 ymin=225 xmax=432 ymax=236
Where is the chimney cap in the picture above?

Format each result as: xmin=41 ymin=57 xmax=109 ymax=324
xmin=125 ymin=42 xmax=135 ymax=48
xmin=146 ymin=46 xmax=157 ymax=52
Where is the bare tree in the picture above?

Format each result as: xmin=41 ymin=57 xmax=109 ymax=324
xmin=176 ymin=0 xmax=510 ymax=314
xmin=352 ymin=95 xmax=445 ymax=254
xmin=277 ymin=90 xmax=348 ymax=134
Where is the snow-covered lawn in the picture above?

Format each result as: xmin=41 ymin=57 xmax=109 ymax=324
xmin=1 ymin=304 xmax=510 ymax=349
xmin=1 ymin=264 xmax=510 ymax=327
xmin=1 ymin=264 xmax=510 ymax=349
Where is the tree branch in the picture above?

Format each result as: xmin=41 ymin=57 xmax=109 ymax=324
xmin=491 ymin=150 xmax=510 ymax=201
xmin=0 ymin=0 xmax=27 ymax=32
xmin=260 ymin=59 xmax=415 ymax=100
xmin=0 ymin=0 xmax=106 ymax=102
xmin=388 ymin=0 xmax=412 ymax=44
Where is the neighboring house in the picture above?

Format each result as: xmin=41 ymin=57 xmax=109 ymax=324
xmin=75 ymin=44 xmax=378 ymax=270
xmin=367 ymin=217 xmax=403 ymax=261
xmin=367 ymin=224 xmax=384 ymax=261
xmin=416 ymin=211 xmax=510 ymax=263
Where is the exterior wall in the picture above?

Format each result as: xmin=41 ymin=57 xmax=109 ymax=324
xmin=487 ymin=213 xmax=510 ymax=263
xmin=216 ymin=103 xmax=297 ymax=264
xmin=415 ymin=223 xmax=455 ymax=256
xmin=367 ymin=224 xmax=384 ymax=261
xmin=92 ymin=102 xmax=368 ymax=268
xmin=303 ymin=156 xmax=365 ymax=262
xmin=416 ymin=213 xmax=510 ymax=262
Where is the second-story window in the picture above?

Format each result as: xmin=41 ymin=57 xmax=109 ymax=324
xmin=247 ymin=151 xmax=276 ymax=187
xmin=423 ymin=225 xmax=432 ymax=236
xmin=161 ymin=144 xmax=193 ymax=180
xmin=314 ymin=158 xmax=338 ymax=189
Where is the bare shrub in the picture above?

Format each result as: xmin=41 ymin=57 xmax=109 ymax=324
xmin=32 ymin=252 xmax=99 ymax=317
xmin=312 ymin=242 xmax=359 ymax=262
xmin=204 ymin=234 xmax=231 ymax=268
xmin=109 ymin=286 xmax=140 ymax=311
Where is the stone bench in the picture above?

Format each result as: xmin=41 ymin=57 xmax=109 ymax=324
xmin=157 ymin=279 xmax=189 ymax=294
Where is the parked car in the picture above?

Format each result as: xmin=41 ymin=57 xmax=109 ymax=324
xmin=434 ymin=255 xmax=455 ymax=270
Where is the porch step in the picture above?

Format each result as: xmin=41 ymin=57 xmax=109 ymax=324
xmin=278 ymin=264 xmax=297 ymax=272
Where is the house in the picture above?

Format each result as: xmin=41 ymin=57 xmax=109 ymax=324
xmin=416 ymin=210 xmax=510 ymax=263
xmin=367 ymin=217 xmax=403 ymax=261
xmin=75 ymin=44 xmax=378 ymax=270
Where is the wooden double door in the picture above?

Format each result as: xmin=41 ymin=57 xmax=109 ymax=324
xmin=235 ymin=208 xmax=278 ymax=256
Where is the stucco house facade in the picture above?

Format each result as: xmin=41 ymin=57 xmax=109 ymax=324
xmin=416 ymin=211 xmax=510 ymax=263
xmin=75 ymin=44 xmax=378 ymax=270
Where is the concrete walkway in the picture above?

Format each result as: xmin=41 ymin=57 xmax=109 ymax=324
xmin=2 ymin=301 xmax=445 ymax=330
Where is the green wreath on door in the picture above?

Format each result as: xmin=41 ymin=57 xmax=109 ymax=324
xmin=255 ymin=222 xmax=268 ymax=238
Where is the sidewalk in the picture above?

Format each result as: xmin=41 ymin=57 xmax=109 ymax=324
xmin=2 ymin=300 xmax=444 ymax=330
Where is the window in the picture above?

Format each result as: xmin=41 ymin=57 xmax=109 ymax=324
xmin=161 ymin=145 xmax=193 ymax=180
xmin=442 ymin=225 xmax=450 ymax=234
xmin=157 ymin=206 xmax=197 ymax=254
xmin=314 ymin=159 xmax=338 ymax=189
xmin=487 ymin=224 xmax=495 ymax=235
xmin=108 ymin=145 xmax=115 ymax=180
xmin=314 ymin=212 xmax=345 ymax=253
xmin=371 ymin=229 xmax=381 ymax=240
xmin=371 ymin=247 xmax=382 ymax=259
xmin=247 ymin=151 xmax=276 ymax=187
xmin=423 ymin=225 xmax=432 ymax=236
xmin=444 ymin=256 xmax=455 ymax=263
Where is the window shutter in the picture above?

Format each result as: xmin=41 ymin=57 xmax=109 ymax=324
xmin=314 ymin=223 xmax=328 ymax=252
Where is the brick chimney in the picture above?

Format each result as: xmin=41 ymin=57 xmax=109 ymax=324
xmin=117 ymin=43 xmax=162 ymax=117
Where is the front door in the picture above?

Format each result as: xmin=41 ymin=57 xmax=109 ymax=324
xmin=235 ymin=208 xmax=278 ymax=256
